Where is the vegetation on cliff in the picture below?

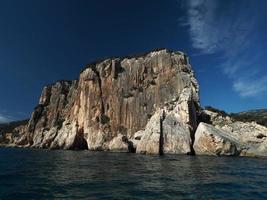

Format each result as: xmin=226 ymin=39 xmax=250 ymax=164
xmin=205 ymin=106 xmax=267 ymax=127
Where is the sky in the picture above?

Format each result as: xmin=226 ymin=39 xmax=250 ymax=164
xmin=0 ymin=0 xmax=267 ymax=123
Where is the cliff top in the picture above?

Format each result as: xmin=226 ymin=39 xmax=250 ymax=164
xmin=44 ymin=48 xmax=188 ymax=88
xmin=81 ymin=48 xmax=187 ymax=73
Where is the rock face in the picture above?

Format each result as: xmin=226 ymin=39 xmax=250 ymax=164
xmin=135 ymin=88 xmax=197 ymax=155
xmin=0 ymin=49 xmax=200 ymax=154
xmin=1 ymin=48 xmax=267 ymax=157
xmin=194 ymin=123 xmax=239 ymax=156
xmin=201 ymin=110 xmax=267 ymax=157
xmin=0 ymin=120 xmax=29 ymax=146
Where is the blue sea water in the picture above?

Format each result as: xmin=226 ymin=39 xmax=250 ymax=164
xmin=0 ymin=148 xmax=267 ymax=200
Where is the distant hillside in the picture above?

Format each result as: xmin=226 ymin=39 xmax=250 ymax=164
xmin=231 ymin=109 xmax=267 ymax=127
xmin=0 ymin=119 xmax=29 ymax=134
xmin=238 ymin=109 xmax=267 ymax=115
xmin=204 ymin=106 xmax=267 ymax=127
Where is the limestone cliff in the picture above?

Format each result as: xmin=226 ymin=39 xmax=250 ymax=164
xmin=2 ymin=49 xmax=266 ymax=157
xmin=0 ymin=49 xmax=200 ymax=154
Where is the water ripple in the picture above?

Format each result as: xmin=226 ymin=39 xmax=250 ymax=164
xmin=0 ymin=148 xmax=267 ymax=199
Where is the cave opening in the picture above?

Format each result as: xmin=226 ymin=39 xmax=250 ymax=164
xmin=70 ymin=127 xmax=88 ymax=150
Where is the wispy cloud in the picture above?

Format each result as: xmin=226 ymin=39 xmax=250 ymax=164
xmin=0 ymin=109 xmax=27 ymax=123
xmin=183 ymin=0 xmax=266 ymax=97
xmin=0 ymin=113 xmax=12 ymax=123
xmin=233 ymin=76 xmax=267 ymax=97
xmin=185 ymin=0 xmax=219 ymax=54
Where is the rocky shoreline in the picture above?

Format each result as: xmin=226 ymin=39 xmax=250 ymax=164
xmin=1 ymin=49 xmax=266 ymax=157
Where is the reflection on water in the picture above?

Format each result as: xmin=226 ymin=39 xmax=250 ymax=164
xmin=0 ymin=148 xmax=267 ymax=199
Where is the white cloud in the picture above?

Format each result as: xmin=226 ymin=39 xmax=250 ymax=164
xmin=183 ymin=0 xmax=267 ymax=97
xmin=233 ymin=76 xmax=267 ymax=97
xmin=185 ymin=0 xmax=255 ymax=54
xmin=186 ymin=0 xmax=219 ymax=54
xmin=0 ymin=113 xmax=12 ymax=123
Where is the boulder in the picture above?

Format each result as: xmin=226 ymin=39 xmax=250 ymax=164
xmin=135 ymin=101 xmax=194 ymax=155
xmin=203 ymin=109 xmax=267 ymax=157
xmin=194 ymin=123 xmax=239 ymax=156
xmin=108 ymin=134 xmax=129 ymax=152
xmin=135 ymin=110 xmax=161 ymax=154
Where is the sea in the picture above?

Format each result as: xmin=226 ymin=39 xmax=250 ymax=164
xmin=0 ymin=147 xmax=267 ymax=200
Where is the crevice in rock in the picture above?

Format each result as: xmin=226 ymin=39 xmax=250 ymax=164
xmin=188 ymin=101 xmax=199 ymax=156
xmin=113 ymin=60 xmax=125 ymax=79
xmin=191 ymin=109 xmax=213 ymax=155
xmin=159 ymin=110 xmax=166 ymax=156
xmin=197 ymin=110 xmax=212 ymax=125
xmin=70 ymin=127 xmax=88 ymax=150
xmin=256 ymin=133 xmax=266 ymax=139
xmin=189 ymin=134 xmax=196 ymax=155
xmin=89 ymin=65 xmax=108 ymax=126
xmin=122 ymin=136 xmax=136 ymax=153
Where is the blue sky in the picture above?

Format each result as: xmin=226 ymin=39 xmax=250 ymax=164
xmin=0 ymin=0 xmax=267 ymax=123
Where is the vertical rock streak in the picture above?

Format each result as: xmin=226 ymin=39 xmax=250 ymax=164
xmin=2 ymin=49 xmax=267 ymax=157
xmin=2 ymin=49 xmax=201 ymax=154
xmin=159 ymin=110 xmax=166 ymax=156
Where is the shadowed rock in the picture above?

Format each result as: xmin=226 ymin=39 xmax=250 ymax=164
xmin=13 ymin=49 xmax=199 ymax=153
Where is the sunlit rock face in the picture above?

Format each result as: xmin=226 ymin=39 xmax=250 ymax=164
xmin=27 ymin=81 xmax=79 ymax=149
xmin=194 ymin=123 xmax=239 ymax=156
xmin=21 ymin=49 xmax=200 ymax=153
xmin=1 ymin=49 xmax=267 ymax=157
xmin=200 ymin=110 xmax=267 ymax=157
xmin=135 ymin=88 xmax=198 ymax=155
